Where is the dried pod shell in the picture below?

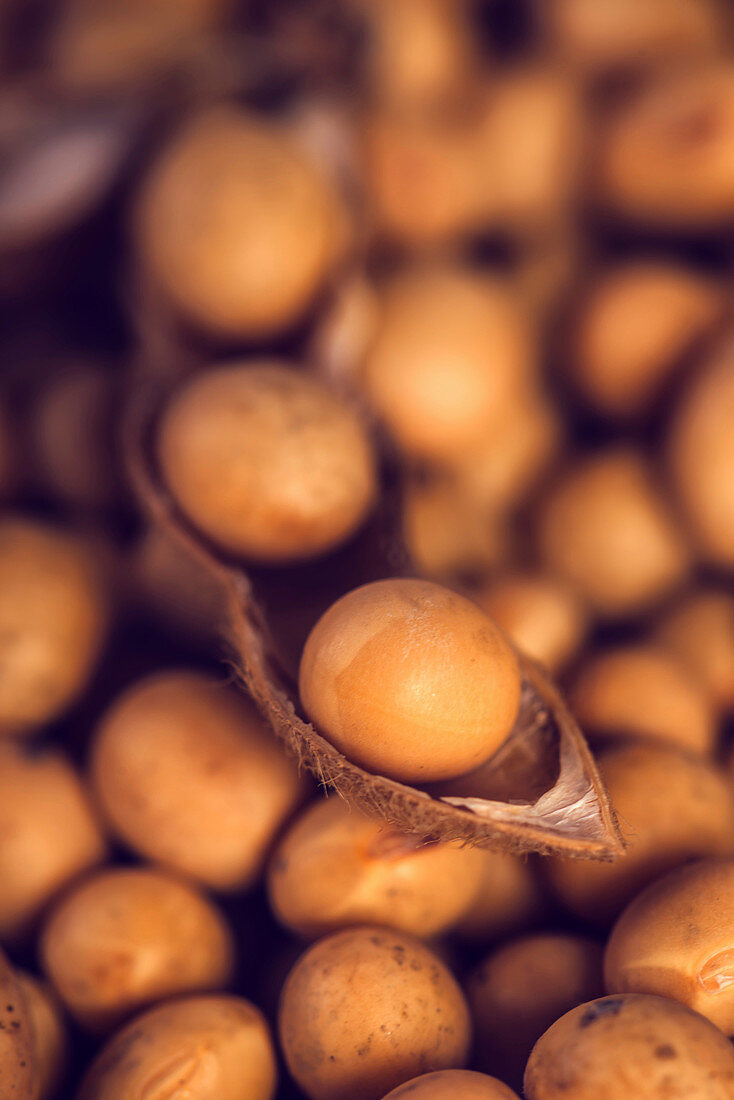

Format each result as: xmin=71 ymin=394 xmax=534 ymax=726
xmin=544 ymin=741 xmax=734 ymax=927
xmin=125 ymin=377 xmax=622 ymax=861
xmin=0 ymin=96 xmax=137 ymax=253
xmin=130 ymin=525 xmax=228 ymax=644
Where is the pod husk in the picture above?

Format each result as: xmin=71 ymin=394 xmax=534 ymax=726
xmin=125 ymin=367 xmax=623 ymax=862
xmin=0 ymin=91 xmax=141 ymax=254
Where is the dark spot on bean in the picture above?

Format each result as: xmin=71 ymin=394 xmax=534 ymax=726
xmin=579 ymin=998 xmax=625 ymax=1028
xmin=656 ymin=1045 xmax=677 ymax=1060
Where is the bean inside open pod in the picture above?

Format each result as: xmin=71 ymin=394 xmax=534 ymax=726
xmin=125 ymin=366 xmax=623 ymax=862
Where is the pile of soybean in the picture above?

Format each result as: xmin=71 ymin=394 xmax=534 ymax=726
xmin=1 ymin=1 xmax=734 ymax=1098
